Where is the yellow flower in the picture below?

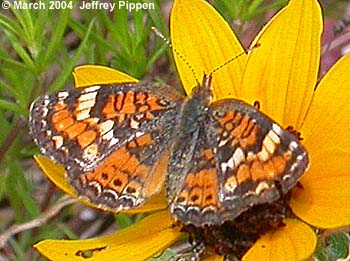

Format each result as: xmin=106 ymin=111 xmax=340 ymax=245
xmin=34 ymin=0 xmax=350 ymax=260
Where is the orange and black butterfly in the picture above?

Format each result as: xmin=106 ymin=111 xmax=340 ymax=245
xmin=29 ymin=73 xmax=308 ymax=226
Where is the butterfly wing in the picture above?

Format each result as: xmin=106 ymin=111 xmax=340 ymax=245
xmin=30 ymin=83 xmax=183 ymax=210
xmin=168 ymin=98 xmax=309 ymax=226
xmin=168 ymin=121 xmax=225 ymax=225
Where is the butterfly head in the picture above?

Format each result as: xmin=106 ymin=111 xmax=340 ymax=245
xmin=189 ymin=73 xmax=214 ymax=107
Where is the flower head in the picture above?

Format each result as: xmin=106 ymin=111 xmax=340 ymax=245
xmin=34 ymin=0 xmax=350 ymax=260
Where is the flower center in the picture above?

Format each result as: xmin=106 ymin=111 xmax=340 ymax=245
xmin=179 ymin=191 xmax=293 ymax=260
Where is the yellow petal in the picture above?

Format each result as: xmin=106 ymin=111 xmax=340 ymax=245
xmin=34 ymin=155 xmax=75 ymax=197
xmin=291 ymin=54 xmax=350 ymax=228
xmin=73 ymin=65 xmax=137 ymax=88
xmin=243 ymin=219 xmax=316 ymax=261
xmin=34 ymin=156 xmax=167 ymax=213
xmin=34 ymin=211 xmax=181 ymax=261
xmin=126 ymin=189 xmax=167 ymax=214
xmin=290 ymin=151 xmax=350 ymax=228
xmin=301 ymin=54 xmax=350 ymax=158
xmin=241 ymin=0 xmax=322 ymax=129
xmin=171 ymin=0 xmax=245 ymax=100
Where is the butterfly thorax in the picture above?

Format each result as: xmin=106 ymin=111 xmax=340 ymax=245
xmin=166 ymin=75 xmax=214 ymax=204
xmin=178 ymin=75 xmax=213 ymax=134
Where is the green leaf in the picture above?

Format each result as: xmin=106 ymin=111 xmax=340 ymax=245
xmin=6 ymin=160 xmax=40 ymax=220
xmin=41 ymin=8 xmax=71 ymax=69
xmin=68 ymin=19 xmax=114 ymax=51
xmin=49 ymin=19 xmax=95 ymax=92
xmin=9 ymin=6 xmax=32 ymax=44
xmin=314 ymin=231 xmax=350 ymax=261
xmin=114 ymin=213 xmax=134 ymax=229
xmin=0 ymin=99 xmax=26 ymax=115
xmin=4 ymin=30 xmax=35 ymax=72
xmin=327 ymin=232 xmax=350 ymax=259
xmin=0 ymin=110 xmax=11 ymax=143
xmin=0 ymin=13 xmax=24 ymax=38
xmin=0 ymin=78 xmax=22 ymax=99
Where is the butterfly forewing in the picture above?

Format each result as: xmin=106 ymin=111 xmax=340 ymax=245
xmin=30 ymin=83 xmax=183 ymax=210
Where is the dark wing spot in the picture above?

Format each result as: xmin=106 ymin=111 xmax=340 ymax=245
xmin=113 ymin=179 xmax=122 ymax=186
xmin=126 ymin=186 xmax=136 ymax=194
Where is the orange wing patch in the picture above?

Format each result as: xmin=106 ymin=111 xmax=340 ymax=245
xmin=225 ymin=148 xmax=293 ymax=194
xmin=101 ymin=92 xmax=164 ymax=122
xmin=217 ymin=110 xmax=260 ymax=149
xmin=71 ymin=133 xmax=168 ymax=211
xmin=52 ymin=113 xmax=75 ymax=132
xmin=76 ymin=130 xmax=97 ymax=148
xmin=121 ymin=92 xmax=136 ymax=114
xmin=102 ymin=95 xmax=118 ymax=118
xmin=127 ymin=134 xmax=153 ymax=149
xmin=175 ymin=169 xmax=221 ymax=209
xmin=50 ymin=106 xmax=104 ymax=150
xmin=73 ymin=146 xmax=149 ymax=207
xmin=65 ymin=122 xmax=88 ymax=139
xmin=143 ymin=149 xmax=169 ymax=197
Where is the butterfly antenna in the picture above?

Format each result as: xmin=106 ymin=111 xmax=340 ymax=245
xmin=211 ymin=42 xmax=261 ymax=75
xmin=151 ymin=27 xmax=200 ymax=83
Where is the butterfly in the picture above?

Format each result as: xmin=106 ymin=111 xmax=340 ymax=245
xmin=29 ymin=72 xmax=309 ymax=226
